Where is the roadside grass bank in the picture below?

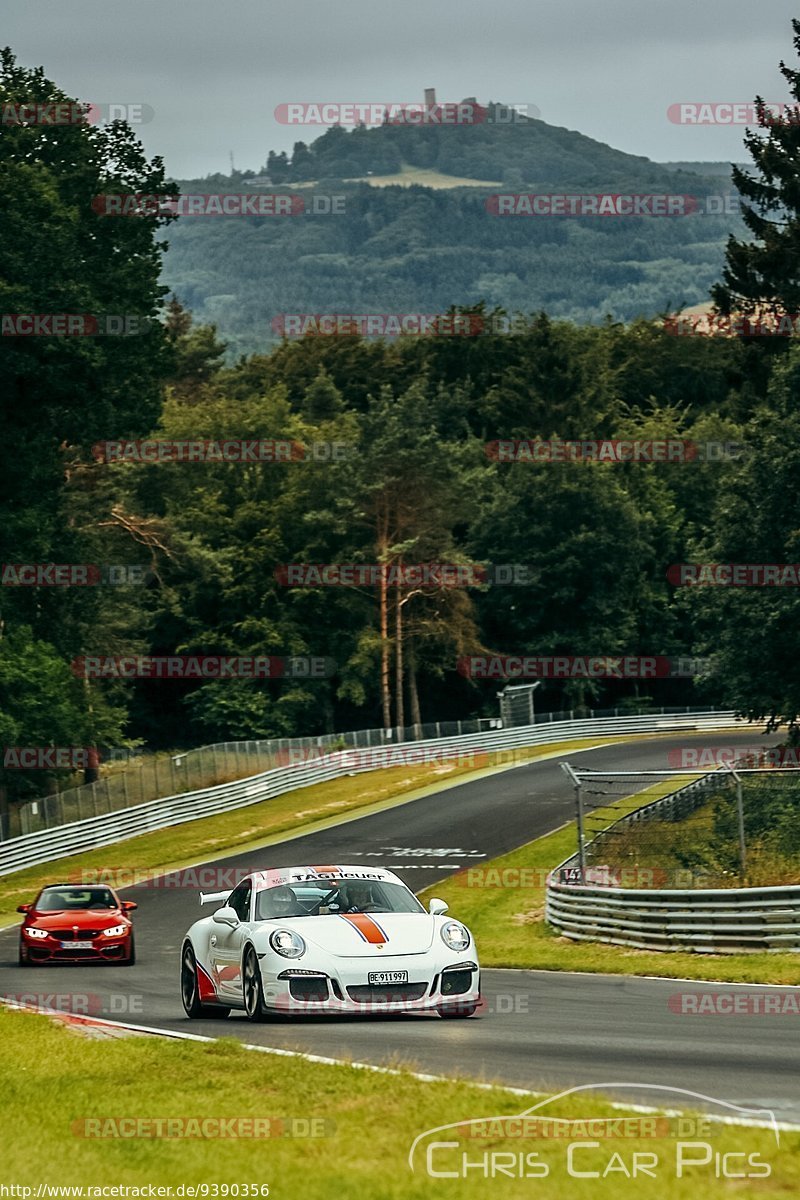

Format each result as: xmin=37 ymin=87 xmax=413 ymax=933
xmin=420 ymin=794 xmax=800 ymax=985
xmin=0 ymin=734 xmax=664 ymax=926
xmin=0 ymin=1005 xmax=796 ymax=1199
xmin=597 ymin=775 xmax=800 ymax=889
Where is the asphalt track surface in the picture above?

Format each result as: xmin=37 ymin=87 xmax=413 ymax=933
xmin=3 ymin=731 xmax=799 ymax=1123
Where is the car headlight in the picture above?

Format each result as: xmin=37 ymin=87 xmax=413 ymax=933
xmin=441 ymin=921 xmax=470 ymax=952
xmin=103 ymin=924 xmax=128 ymax=938
xmin=269 ymin=929 xmax=306 ymax=959
xmin=24 ymin=927 xmax=49 ymax=939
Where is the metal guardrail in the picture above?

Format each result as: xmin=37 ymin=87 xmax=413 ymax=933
xmin=546 ymin=770 xmax=800 ymax=953
xmin=0 ymin=710 xmax=740 ymax=878
xmin=10 ymin=704 xmax=725 ymax=841
xmin=546 ymin=880 xmax=800 ymax=953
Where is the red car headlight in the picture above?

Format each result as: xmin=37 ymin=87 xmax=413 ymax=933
xmin=102 ymin=924 xmax=128 ymax=938
xmin=24 ymin=927 xmax=49 ymax=939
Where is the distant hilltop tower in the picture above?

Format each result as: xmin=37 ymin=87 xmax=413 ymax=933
xmin=424 ymin=88 xmax=436 ymax=108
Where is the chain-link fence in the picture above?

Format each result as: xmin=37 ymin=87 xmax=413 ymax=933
xmin=563 ymin=754 xmax=800 ymax=889
xmin=1 ymin=704 xmax=725 ymax=841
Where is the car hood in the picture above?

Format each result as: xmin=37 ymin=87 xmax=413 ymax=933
xmin=263 ymin=912 xmax=437 ymax=958
xmin=28 ymin=909 xmax=126 ymax=931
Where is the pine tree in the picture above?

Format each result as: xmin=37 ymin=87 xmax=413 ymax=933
xmin=712 ymin=19 xmax=800 ymax=316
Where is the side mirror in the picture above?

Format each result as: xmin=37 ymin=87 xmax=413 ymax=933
xmin=16 ymin=904 xmax=31 ymax=914
xmin=212 ymin=905 xmax=240 ymax=927
xmin=121 ymin=901 xmax=138 ymax=912
xmin=428 ymin=898 xmax=449 ymax=916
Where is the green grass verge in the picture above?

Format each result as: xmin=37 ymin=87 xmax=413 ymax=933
xmin=600 ymin=781 xmax=800 ymax=889
xmin=419 ymin=814 xmax=800 ymax=984
xmin=0 ymin=735 xmax=653 ymax=927
xmin=0 ymin=1005 xmax=796 ymax=1197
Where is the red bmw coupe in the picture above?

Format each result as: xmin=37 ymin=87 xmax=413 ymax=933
xmin=18 ymin=883 xmax=137 ymax=965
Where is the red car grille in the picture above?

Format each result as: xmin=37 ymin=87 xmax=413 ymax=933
xmin=54 ymin=929 xmax=102 ymax=940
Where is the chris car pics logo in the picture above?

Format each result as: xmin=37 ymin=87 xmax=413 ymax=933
xmin=409 ymin=1084 xmax=779 ymax=1181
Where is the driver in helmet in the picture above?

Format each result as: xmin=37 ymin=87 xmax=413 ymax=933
xmin=339 ymin=881 xmax=377 ymax=913
xmin=267 ymin=884 xmax=303 ymax=918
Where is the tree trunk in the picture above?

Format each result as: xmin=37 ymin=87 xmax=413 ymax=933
xmin=395 ymin=585 xmax=404 ymax=735
xmin=378 ymin=513 xmax=391 ymax=730
xmin=407 ymin=640 xmax=422 ymax=731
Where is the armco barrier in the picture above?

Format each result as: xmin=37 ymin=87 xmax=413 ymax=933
xmin=546 ymin=879 xmax=800 ymax=953
xmin=546 ymin=770 xmax=800 ymax=953
xmin=0 ymin=711 xmax=740 ymax=877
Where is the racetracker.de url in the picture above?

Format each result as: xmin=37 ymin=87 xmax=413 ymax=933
xmin=0 ymin=1187 xmax=270 ymax=1198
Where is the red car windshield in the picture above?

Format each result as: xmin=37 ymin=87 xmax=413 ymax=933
xmin=35 ymin=888 xmax=119 ymax=912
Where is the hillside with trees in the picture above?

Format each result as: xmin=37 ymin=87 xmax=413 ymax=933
xmin=2 ymin=27 xmax=800 ymax=821
xmin=165 ymin=113 xmax=745 ymax=357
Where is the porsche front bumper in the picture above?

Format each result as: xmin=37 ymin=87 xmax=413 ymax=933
xmin=261 ymin=958 xmax=480 ymax=1015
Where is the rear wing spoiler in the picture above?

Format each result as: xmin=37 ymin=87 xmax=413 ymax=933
xmin=200 ymin=890 xmax=230 ymax=906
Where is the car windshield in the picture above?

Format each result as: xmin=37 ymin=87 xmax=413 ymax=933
xmin=36 ymin=887 xmax=118 ymax=912
xmin=254 ymin=879 xmax=425 ymax=921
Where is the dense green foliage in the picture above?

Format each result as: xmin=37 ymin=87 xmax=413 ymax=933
xmin=714 ymin=19 xmax=800 ymax=317
xmin=2 ymin=36 xmax=800 ymax=816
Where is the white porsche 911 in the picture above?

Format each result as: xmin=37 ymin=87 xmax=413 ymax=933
xmin=180 ymin=865 xmax=480 ymax=1021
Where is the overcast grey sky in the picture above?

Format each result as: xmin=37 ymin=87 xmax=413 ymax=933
xmin=5 ymin=0 xmax=799 ymax=177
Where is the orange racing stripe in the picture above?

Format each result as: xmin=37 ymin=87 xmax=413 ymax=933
xmin=341 ymin=913 xmax=388 ymax=944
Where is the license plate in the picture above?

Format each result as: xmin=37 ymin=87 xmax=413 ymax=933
xmin=62 ymin=940 xmax=94 ymax=950
xmin=368 ymin=970 xmax=408 ymax=985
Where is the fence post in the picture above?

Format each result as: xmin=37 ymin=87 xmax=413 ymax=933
xmin=561 ymin=762 xmax=586 ymax=883
xmin=731 ymin=768 xmax=747 ymax=884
